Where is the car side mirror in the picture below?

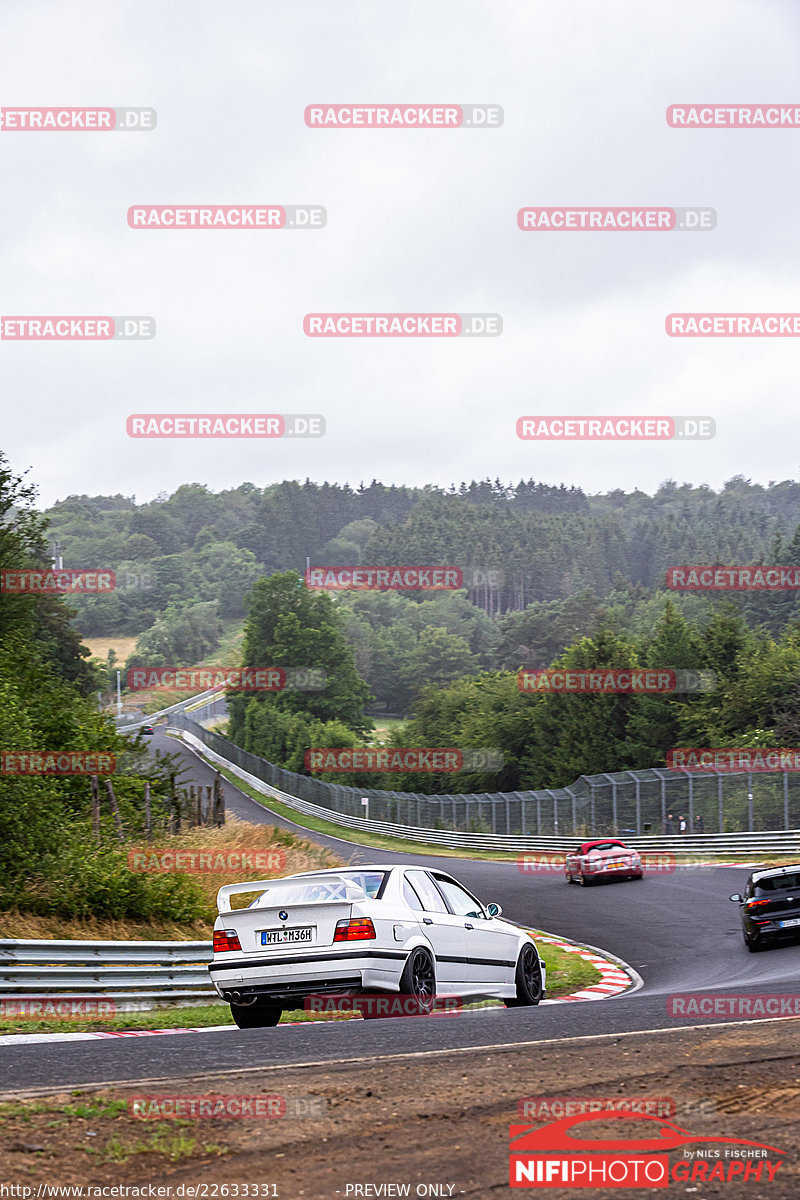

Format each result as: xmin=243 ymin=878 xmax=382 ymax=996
xmin=486 ymin=902 xmax=502 ymax=917
xmin=729 ymin=894 xmax=743 ymax=903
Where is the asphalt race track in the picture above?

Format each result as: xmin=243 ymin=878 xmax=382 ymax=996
xmin=2 ymin=728 xmax=799 ymax=1094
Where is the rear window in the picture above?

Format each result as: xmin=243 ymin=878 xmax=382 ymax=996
xmin=586 ymin=842 xmax=625 ymax=853
xmin=405 ymin=870 xmax=448 ymax=913
xmin=247 ymin=871 xmax=386 ymax=907
xmin=754 ymin=873 xmax=800 ymax=895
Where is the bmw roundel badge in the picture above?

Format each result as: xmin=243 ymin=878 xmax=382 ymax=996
xmin=279 ymin=910 xmax=289 ymax=922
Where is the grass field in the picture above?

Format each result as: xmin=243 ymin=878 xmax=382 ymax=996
xmin=82 ymin=636 xmax=138 ymax=663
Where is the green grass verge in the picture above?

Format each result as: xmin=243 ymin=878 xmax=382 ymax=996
xmin=0 ymin=938 xmax=602 ymax=1035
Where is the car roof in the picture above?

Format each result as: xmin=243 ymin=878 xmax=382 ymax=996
xmin=750 ymin=864 xmax=800 ymax=883
xmin=289 ymin=864 xmax=420 ymax=878
xmin=579 ymin=839 xmax=627 ymax=851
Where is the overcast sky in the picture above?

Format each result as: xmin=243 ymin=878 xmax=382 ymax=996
xmin=3 ymin=0 xmax=800 ymax=508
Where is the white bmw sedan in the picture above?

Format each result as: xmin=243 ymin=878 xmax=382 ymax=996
xmin=209 ymin=864 xmax=546 ymax=1027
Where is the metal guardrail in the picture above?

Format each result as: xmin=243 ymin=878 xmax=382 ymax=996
xmin=115 ymin=687 xmax=224 ymax=733
xmin=172 ymin=713 xmax=800 ymax=840
xmin=179 ymin=729 xmax=800 ymax=857
xmin=0 ymin=939 xmax=214 ymax=1003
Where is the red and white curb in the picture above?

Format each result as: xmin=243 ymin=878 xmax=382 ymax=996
xmin=534 ymin=933 xmax=638 ymax=1003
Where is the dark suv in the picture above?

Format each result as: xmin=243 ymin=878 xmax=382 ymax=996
xmin=730 ymin=866 xmax=800 ymax=952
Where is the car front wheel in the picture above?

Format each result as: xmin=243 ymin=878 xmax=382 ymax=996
xmin=230 ymin=1001 xmax=282 ymax=1028
xmin=506 ymin=944 xmax=544 ymax=1007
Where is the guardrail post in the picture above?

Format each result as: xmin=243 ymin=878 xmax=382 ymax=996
xmin=635 ymin=778 xmax=641 ymax=835
xmin=611 ymin=780 xmax=618 ymax=833
xmin=718 ymin=772 xmax=723 ymax=833
xmin=536 ymin=795 xmax=541 ymax=835
xmin=491 ymin=798 xmax=497 ymax=835
xmin=748 ymin=773 xmax=754 ymax=832
xmin=784 ymin=771 xmax=790 ymax=831
xmin=590 ymin=788 xmax=596 ymax=834
xmin=660 ymin=776 xmax=667 ymax=833
xmin=688 ymin=775 xmax=694 ymax=833
xmin=569 ymin=787 xmax=577 ymax=835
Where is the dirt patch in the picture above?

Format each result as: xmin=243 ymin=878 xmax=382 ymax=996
xmin=2 ymin=1019 xmax=799 ymax=1196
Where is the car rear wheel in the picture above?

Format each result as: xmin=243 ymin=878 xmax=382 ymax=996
xmin=506 ymin=944 xmax=543 ymax=1007
xmin=744 ymin=931 xmax=763 ymax=953
xmin=230 ymin=1001 xmax=282 ymax=1028
xmin=396 ymin=947 xmax=436 ymax=1015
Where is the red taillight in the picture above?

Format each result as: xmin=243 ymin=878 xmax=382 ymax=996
xmin=333 ymin=917 xmax=376 ymax=942
xmin=213 ymin=929 xmax=242 ymax=953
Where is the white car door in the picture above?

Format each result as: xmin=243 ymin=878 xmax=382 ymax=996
xmin=404 ymin=870 xmax=467 ymax=990
xmin=433 ymin=875 xmax=517 ymax=988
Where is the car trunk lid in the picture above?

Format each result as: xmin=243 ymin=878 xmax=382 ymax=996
xmin=214 ymin=874 xmax=367 ymax=954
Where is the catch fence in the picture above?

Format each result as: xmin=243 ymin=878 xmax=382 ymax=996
xmin=170 ymin=714 xmax=800 ymax=840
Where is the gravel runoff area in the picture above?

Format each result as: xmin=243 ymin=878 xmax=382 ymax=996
xmin=1 ymin=1016 xmax=799 ymax=1198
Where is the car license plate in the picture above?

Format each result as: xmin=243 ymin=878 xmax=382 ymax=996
xmin=261 ymin=926 xmax=314 ymax=945
xmin=606 ymin=860 xmax=626 ymax=869
xmin=778 ymin=918 xmax=800 ymax=928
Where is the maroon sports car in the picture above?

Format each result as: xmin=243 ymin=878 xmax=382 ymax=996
xmin=565 ymin=839 xmax=643 ymax=885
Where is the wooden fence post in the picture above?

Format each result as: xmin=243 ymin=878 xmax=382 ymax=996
xmin=104 ymin=779 xmax=125 ymax=843
xmin=170 ymin=771 xmax=181 ymax=833
xmin=213 ymin=773 xmax=225 ymax=826
xmin=90 ymin=775 xmax=100 ymax=841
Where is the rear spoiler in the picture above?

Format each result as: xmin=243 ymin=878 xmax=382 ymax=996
xmin=215 ymin=874 xmax=367 ymax=914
